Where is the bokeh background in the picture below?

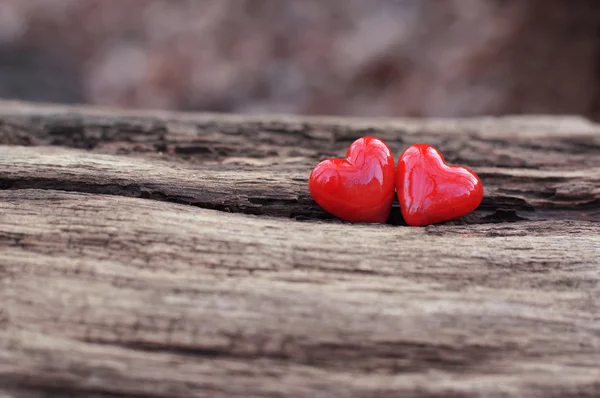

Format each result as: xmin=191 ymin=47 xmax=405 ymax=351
xmin=1 ymin=0 xmax=600 ymax=118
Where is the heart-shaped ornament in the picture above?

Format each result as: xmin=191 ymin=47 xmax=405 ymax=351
xmin=397 ymin=144 xmax=483 ymax=226
xmin=309 ymin=136 xmax=395 ymax=223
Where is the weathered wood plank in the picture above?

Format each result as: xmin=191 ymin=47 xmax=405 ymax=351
xmin=1 ymin=100 xmax=600 ymax=171
xmin=1 ymin=144 xmax=599 ymax=223
xmin=1 ymin=101 xmax=600 ymax=397
xmin=1 ymin=189 xmax=599 ymax=398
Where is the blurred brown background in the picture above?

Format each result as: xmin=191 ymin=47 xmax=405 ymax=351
xmin=1 ymin=0 xmax=600 ymax=118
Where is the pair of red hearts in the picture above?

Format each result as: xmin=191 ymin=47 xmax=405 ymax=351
xmin=309 ymin=137 xmax=483 ymax=226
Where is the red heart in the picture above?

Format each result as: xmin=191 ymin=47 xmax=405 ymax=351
xmin=397 ymin=144 xmax=483 ymax=226
xmin=309 ymin=136 xmax=395 ymax=223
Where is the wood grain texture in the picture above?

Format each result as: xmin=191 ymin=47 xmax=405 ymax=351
xmin=0 ymin=101 xmax=599 ymax=398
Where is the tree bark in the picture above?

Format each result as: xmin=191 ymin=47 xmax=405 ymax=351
xmin=0 ymin=100 xmax=599 ymax=398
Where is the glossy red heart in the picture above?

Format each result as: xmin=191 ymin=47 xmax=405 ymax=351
xmin=397 ymin=144 xmax=483 ymax=226
xmin=309 ymin=136 xmax=395 ymax=223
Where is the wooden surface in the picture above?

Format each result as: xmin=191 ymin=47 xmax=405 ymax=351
xmin=0 ymin=100 xmax=599 ymax=398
